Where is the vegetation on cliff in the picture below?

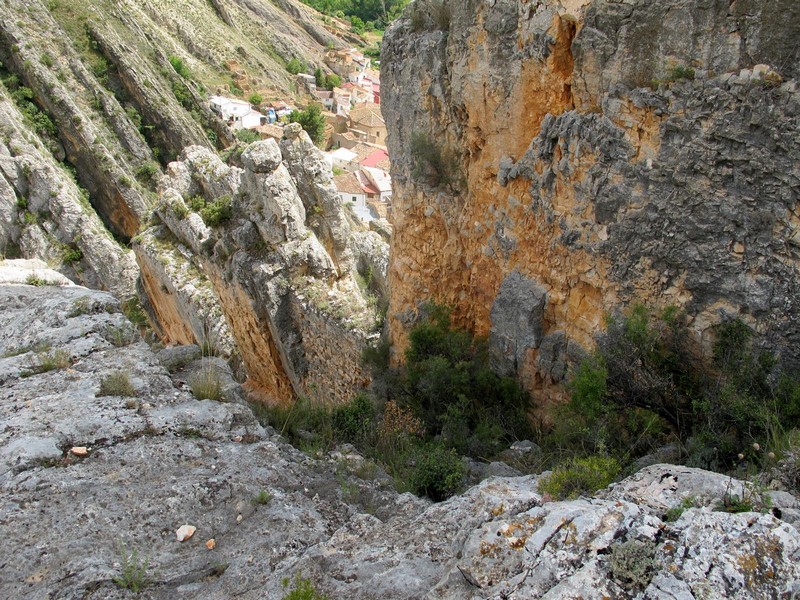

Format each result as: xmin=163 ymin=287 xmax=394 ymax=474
xmin=255 ymin=303 xmax=531 ymax=501
xmin=553 ymin=305 xmax=800 ymax=473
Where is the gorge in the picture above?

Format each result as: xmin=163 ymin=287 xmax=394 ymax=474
xmin=1 ymin=0 xmax=799 ymax=597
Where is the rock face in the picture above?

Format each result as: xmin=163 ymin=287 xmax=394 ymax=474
xmin=0 ymin=0 xmax=354 ymax=301
xmin=1 ymin=277 xmax=798 ymax=598
xmin=382 ymin=0 xmax=800 ymax=403
xmin=134 ymin=132 xmax=388 ymax=405
xmin=0 ymin=96 xmax=138 ymax=297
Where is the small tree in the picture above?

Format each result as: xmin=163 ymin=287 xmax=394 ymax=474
xmin=324 ymin=74 xmax=342 ymax=90
xmin=289 ymin=104 xmax=326 ymax=146
xmin=314 ymin=67 xmax=325 ymax=88
xmin=248 ymin=92 xmax=263 ymax=106
xmin=286 ymin=58 xmax=307 ymax=75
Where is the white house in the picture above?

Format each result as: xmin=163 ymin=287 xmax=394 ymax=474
xmin=333 ymin=172 xmax=372 ymax=222
xmin=209 ymin=95 xmax=264 ymax=130
xmin=361 ymin=166 xmax=392 ymax=202
xmin=328 ymin=147 xmax=359 ymax=172
xmin=209 ymin=95 xmax=251 ymax=119
xmin=236 ymin=109 xmax=265 ymax=130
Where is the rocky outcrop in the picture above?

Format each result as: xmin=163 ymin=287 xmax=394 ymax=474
xmin=1 ymin=278 xmax=798 ymax=598
xmin=134 ymin=135 xmax=388 ymax=405
xmin=0 ymin=95 xmax=138 ymax=297
xmin=0 ymin=0 xmax=355 ymax=307
xmin=382 ymin=0 xmax=800 ymax=403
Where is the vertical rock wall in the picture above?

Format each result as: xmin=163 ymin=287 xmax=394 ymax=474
xmin=382 ymin=0 xmax=800 ymax=404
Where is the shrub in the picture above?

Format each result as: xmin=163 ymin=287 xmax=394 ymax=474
xmin=331 ymin=393 xmax=374 ymax=443
xmin=411 ymin=443 xmax=465 ymax=501
xmin=252 ymin=489 xmax=273 ymax=506
xmin=168 ymin=54 xmax=191 ymax=79
xmin=172 ymin=80 xmax=193 ymax=109
xmin=25 ymin=273 xmax=51 ymax=286
xmin=286 ymin=58 xmax=307 ymax=75
xmin=538 ymin=455 xmax=621 ymax=500
xmin=189 ymin=369 xmax=223 ymax=401
xmin=135 ymin=162 xmax=159 ymax=183
xmin=666 ymin=64 xmax=695 ymax=82
xmin=199 ymin=194 xmax=232 ymax=227
xmin=98 ymin=371 xmax=136 ymax=397
xmin=248 ymin=93 xmax=263 ymax=106
xmin=281 ymin=572 xmax=329 ymax=600
xmin=62 ymin=246 xmax=82 ymax=264
xmin=121 ymin=296 xmax=149 ymax=328
xmin=113 ymin=545 xmax=150 ymax=593
xmin=399 ymin=304 xmax=532 ymax=456
xmin=235 ymin=129 xmax=260 ymax=143
xmin=288 ymin=104 xmax=326 ymax=146
xmin=22 ymin=348 xmax=71 ymax=377
xmin=409 ymin=132 xmax=463 ymax=192
xmin=609 ymin=540 xmax=657 ymax=592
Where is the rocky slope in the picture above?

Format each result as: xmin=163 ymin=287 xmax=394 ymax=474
xmin=0 ymin=0 xmax=350 ymax=282
xmin=134 ymin=126 xmax=388 ymax=405
xmin=382 ymin=0 xmax=800 ymax=403
xmin=1 ymin=268 xmax=799 ymax=599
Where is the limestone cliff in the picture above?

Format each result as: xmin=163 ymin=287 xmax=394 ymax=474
xmin=134 ymin=126 xmax=388 ymax=405
xmin=0 ymin=0 xmax=352 ymax=292
xmin=382 ymin=0 xmax=800 ymax=404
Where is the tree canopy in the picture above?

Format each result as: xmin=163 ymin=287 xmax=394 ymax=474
xmin=289 ymin=104 xmax=327 ymax=146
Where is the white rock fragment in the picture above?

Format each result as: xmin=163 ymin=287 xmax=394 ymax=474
xmin=176 ymin=524 xmax=196 ymax=542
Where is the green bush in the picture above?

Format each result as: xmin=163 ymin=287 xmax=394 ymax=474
xmin=399 ymin=304 xmax=532 ymax=456
xmin=168 ymin=55 xmax=191 ymax=79
xmin=332 ymin=393 xmax=374 ymax=443
xmin=135 ymin=162 xmax=159 ymax=183
xmin=411 ymin=443 xmax=465 ymax=501
xmin=121 ymin=296 xmax=149 ymax=328
xmin=113 ymin=545 xmax=150 ymax=593
xmin=538 ymin=455 xmax=621 ymax=500
xmin=62 ymin=246 xmax=82 ymax=264
xmin=288 ymin=104 xmax=326 ymax=146
xmin=248 ymin=93 xmax=263 ymax=106
xmin=286 ymin=58 xmax=307 ymax=75
xmin=199 ymin=194 xmax=232 ymax=227
xmin=281 ymin=572 xmax=329 ymax=600
xmin=235 ymin=129 xmax=260 ymax=143
xmin=666 ymin=65 xmax=695 ymax=82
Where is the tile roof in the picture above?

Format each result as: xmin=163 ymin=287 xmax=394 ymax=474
xmin=361 ymin=148 xmax=390 ymax=169
xmin=334 ymin=172 xmax=365 ymax=195
xmin=349 ymin=103 xmax=384 ymax=128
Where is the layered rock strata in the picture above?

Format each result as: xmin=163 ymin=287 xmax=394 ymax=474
xmin=0 ymin=95 xmax=137 ymax=297
xmin=382 ymin=0 xmax=800 ymax=403
xmin=135 ymin=126 xmax=388 ymax=405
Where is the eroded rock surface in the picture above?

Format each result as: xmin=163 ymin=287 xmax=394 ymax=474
xmin=134 ymin=133 xmax=388 ymax=406
xmin=382 ymin=0 xmax=800 ymax=404
xmin=1 ymin=279 xmax=798 ymax=599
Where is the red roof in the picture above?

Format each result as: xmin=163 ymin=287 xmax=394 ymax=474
xmin=361 ymin=180 xmax=380 ymax=195
xmin=361 ymin=148 xmax=390 ymax=169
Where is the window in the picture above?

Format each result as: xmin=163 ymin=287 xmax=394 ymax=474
xmin=352 ymin=196 xmax=357 ymax=202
